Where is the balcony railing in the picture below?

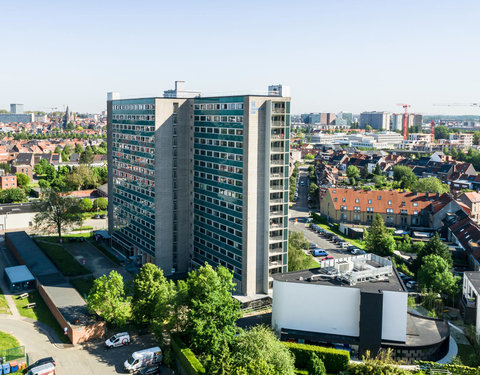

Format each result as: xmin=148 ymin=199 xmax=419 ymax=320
xmin=272 ymin=107 xmax=285 ymax=114
xmin=271 ymin=134 xmax=285 ymax=139
xmin=270 ymin=198 xmax=284 ymax=204
xmin=270 ymin=173 xmax=283 ymax=179
xmin=269 ymin=261 xmax=283 ymax=268
xmin=269 ymin=236 xmax=284 ymax=242
xmin=270 ymin=159 xmax=285 ymax=165
xmin=271 ymin=122 xmax=285 ymax=127
xmin=270 ymin=223 xmax=283 ymax=229
xmin=270 ymin=185 xmax=284 ymax=191
xmin=270 ymin=210 xmax=284 ymax=217
xmin=271 ymin=147 xmax=285 ymax=153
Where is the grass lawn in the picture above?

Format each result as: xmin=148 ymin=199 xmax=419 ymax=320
xmin=0 ymin=288 xmax=11 ymax=315
xmin=82 ymin=210 xmax=107 ymax=219
xmin=14 ymin=291 xmax=69 ymax=344
xmin=71 ymin=276 xmax=95 ymax=299
xmin=72 ymin=226 xmax=94 ymax=231
xmin=306 ymin=253 xmax=321 ymax=268
xmin=35 ymin=240 xmax=90 ymax=276
xmin=88 ymin=240 xmax=122 ymax=266
xmin=0 ymin=331 xmax=20 ymax=351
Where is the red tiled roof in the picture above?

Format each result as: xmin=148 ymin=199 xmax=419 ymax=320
xmin=326 ymin=188 xmax=436 ymax=214
xmin=463 ymin=192 xmax=480 ymax=203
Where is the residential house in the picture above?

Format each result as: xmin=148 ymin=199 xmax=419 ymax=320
xmin=0 ymin=173 xmax=17 ymax=189
xmin=458 ymin=192 xmax=480 ymax=223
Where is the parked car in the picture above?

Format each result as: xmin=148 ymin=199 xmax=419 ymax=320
xmin=311 ymin=249 xmax=328 ymax=257
xmin=406 ymin=280 xmax=417 ymax=289
xmin=94 ymin=214 xmax=100 ymax=219
xmin=124 ymin=347 xmax=163 ymax=373
xmin=105 ymin=332 xmax=131 ymax=348
xmin=26 ymin=363 xmax=56 ymax=375
xmin=309 ymin=243 xmax=317 ymax=249
xmin=322 ymin=256 xmax=334 ymax=261
xmin=349 ymin=247 xmax=361 ymax=254
xmin=339 ymin=242 xmax=349 ymax=249
xmin=100 ymin=214 xmax=107 ymax=219
xmin=26 ymin=358 xmax=55 ymax=373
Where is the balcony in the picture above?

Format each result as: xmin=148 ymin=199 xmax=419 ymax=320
xmin=269 ymin=260 xmax=283 ymax=268
xmin=271 ymin=147 xmax=285 ymax=153
xmin=270 ymin=210 xmax=284 ymax=217
xmin=270 ymin=173 xmax=283 ymax=179
xmin=270 ymin=223 xmax=283 ymax=229
xmin=269 ymin=236 xmax=284 ymax=242
xmin=271 ymin=121 xmax=285 ymax=127
xmin=270 ymin=198 xmax=284 ymax=204
xmin=272 ymin=108 xmax=285 ymax=114
xmin=270 ymin=185 xmax=284 ymax=191
xmin=270 ymin=159 xmax=285 ymax=165
xmin=271 ymin=134 xmax=285 ymax=140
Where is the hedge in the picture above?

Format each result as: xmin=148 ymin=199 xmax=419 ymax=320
xmin=417 ymin=361 xmax=480 ymax=375
xmin=283 ymin=342 xmax=350 ymax=373
xmin=171 ymin=335 xmax=206 ymax=375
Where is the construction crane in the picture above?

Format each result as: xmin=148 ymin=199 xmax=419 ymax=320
xmin=430 ymin=120 xmax=435 ymax=143
xmin=396 ymin=104 xmax=411 ymax=140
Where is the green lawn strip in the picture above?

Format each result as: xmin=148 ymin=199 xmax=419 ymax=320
xmin=82 ymin=210 xmax=107 ymax=219
xmin=306 ymin=253 xmax=321 ymax=268
xmin=0 ymin=331 xmax=20 ymax=351
xmin=88 ymin=240 xmax=122 ymax=266
xmin=71 ymin=276 xmax=95 ymax=300
xmin=72 ymin=226 xmax=94 ymax=231
xmin=0 ymin=289 xmax=11 ymax=314
xmin=35 ymin=240 xmax=90 ymax=276
xmin=13 ymin=291 xmax=69 ymax=344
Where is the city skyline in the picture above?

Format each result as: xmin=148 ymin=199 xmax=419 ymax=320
xmin=1 ymin=0 xmax=479 ymax=115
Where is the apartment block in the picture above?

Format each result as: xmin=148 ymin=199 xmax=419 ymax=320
xmin=108 ymin=84 xmax=291 ymax=295
xmin=360 ymin=111 xmax=391 ymax=130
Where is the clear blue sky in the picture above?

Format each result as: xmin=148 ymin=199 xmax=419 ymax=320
xmin=1 ymin=0 xmax=479 ymax=115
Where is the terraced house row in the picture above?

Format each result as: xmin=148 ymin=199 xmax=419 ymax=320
xmin=107 ymin=82 xmax=291 ymax=296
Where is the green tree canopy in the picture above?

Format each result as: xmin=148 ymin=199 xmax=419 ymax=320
xmin=74 ymin=143 xmax=83 ymax=153
xmin=230 ymin=326 xmax=296 ymax=375
xmin=434 ymin=125 xmax=449 ymax=140
xmin=393 ymin=166 xmax=417 ymax=189
xmin=87 ymin=270 xmax=131 ymax=326
xmin=65 ymin=165 xmax=99 ymax=190
xmin=364 ymin=214 xmax=396 ymax=256
xmin=417 ymin=254 xmax=459 ymax=295
xmin=15 ymin=173 xmax=30 ymax=187
xmin=93 ymin=197 xmax=108 ymax=210
xmin=304 ymin=153 xmax=315 ymax=160
xmin=413 ymin=177 xmax=450 ymax=194
xmin=132 ymin=263 xmax=174 ymax=324
xmin=414 ymin=233 xmax=452 ymax=272
xmin=0 ymin=162 xmax=11 ymax=173
xmin=308 ymin=353 xmax=327 ymax=375
xmin=79 ymin=146 xmax=94 ymax=164
xmin=346 ymin=165 xmax=360 ymax=180
xmin=0 ymin=188 xmax=26 ymax=203
xmin=54 ymin=146 xmax=62 ymax=154
xmin=288 ymin=231 xmax=313 ymax=272
xmin=182 ymin=263 xmax=241 ymax=355
xmin=78 ymin=198 xmax=93 ymax=212
xmin=33 ymin=189 xmax=83 ymax=239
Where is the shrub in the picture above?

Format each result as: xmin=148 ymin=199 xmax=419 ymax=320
xmin=171 ymin=335 xmax=206 ymax=375
xmin=417 ymin=361 xmax=479 ymax=375
xmin=79 ymin=198 xmax=93 ymax=212
xmin=282 ymin=342 xmax=349 ymax=373
xmin=308 ymin=353 xmax=326 ymax=375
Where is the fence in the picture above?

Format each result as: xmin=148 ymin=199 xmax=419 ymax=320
xmin=0 ymin=345 xmax=27 ymax=363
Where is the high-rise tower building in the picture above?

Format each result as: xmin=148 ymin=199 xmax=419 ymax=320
xmin=107 ymin=83 xmax=291 ymax=295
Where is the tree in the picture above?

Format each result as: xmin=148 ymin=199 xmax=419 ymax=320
xmin=364 ymin=214 xmax=396 ymax=256
xmin=308 ymin=353 xmax=327 ymax=375
xmin=79 ymin=146 xmax=94 ymax=164
xmin=87 ymin=270 xmax=131 ymax=326
xmin=365 ymin=124 xmax=373 ymax=132
xmin=34 ymin=158 xmax=49 ymax=175
xmin=393 ymin=166 xmax=417 ymax=189
xmin=78 ymin=198 xmax=93 ymax=212
xmin=66 ymin=122 xmax=75 ymax=130
xmin=434 ymin=125 xmax=449 ymax=140
xmin=182 ymin=263 xmax=241 ymax=355
xmin=66 ymin=165 xmax=99 ymax=190
xmin=417 ymin=255 xmax=459 ymax=295
xmin=373 ymin=174 xmax=386 ymax=188
xmin=54 ymin=146 xmax=62 ymax=154
xmin=414 ymin=233 xmax=452 ymax=272
xmin=15 ymin=173 xmax=30 ymax=187
xmin=346 ymin=165 xmax=360 ymax=184
xmin=304 ymin=153 xmax=314 ymax=160
xmin=132 ymin=263 xmax=174 ymax=324
xmin=0 ymin=162 xmax=11 ymax=173
xmin=288 ymin=231 xmax=312 ymax=272
xmin=94 ymin=197 xmax=108 ymax=210
xmin=309 ymin=182 xmax=319 ymax=198
xmin=74 ymin=143 xmax=83 ymax=154
xmin=230 ymin=326 xmax=296 ymax=375
xmin=33 ymin=190 xmax=83 ymax=240
xmin=209 ymin=341 xmax=233 ymax=375
xmin=0 ymin=188 xmax=26 ymax=203
xmin=414 ymin=177 xmax=450 ymax=194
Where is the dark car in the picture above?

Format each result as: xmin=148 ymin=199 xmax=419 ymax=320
xmin=100 ymin=214 xmax=107 ymax=219
xmin=139 ymin=364 xmax=161 ymax=375
xmin=25 ymin=357 xmax=55 ymax=372
xmin=94 ymin=214 xmax=100 ymax=219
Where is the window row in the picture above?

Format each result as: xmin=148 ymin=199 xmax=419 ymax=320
xmin=113 ymin=155 xmax=155 ymax=168
xmin=194 ymin=160 xmax=242 ymax=175
xmin=195 ymin=214 xmax=242 ymax=237
xmin=195 ymin=171 xmax=242 ymax=187
xmin=195 ymin=138 xmax=243 ymax=149
xmin=194 ymin=226 xmax=242 ymax=251
xmin=194 ymin=126 xmax=243 ymax=135
xmin=194 ymin=115 xmax=243 ymax=123
xmin=113 ymin=104 xmax=154 ymax=110
xmin=193 ymin=250 xmax=241 ymax=276
xmin=114 ymin=143 xmax=155 ymax=154
xmin=114 ymin=165 xmax=155 ymax=177
xmin=119 ymin=228 xmax=154 ymax=252
xmin=113 ymin=114 xmax=155 ymax=121
xmin=194 ymin=193 xmax=242 ymax=213
xmin=114 ymin=173 xmax=155 ymax=187
xmin=194 ymin=202 xmax=242 ymax=225
xmin=113 ymin=133 xmax=154 ymax=144
xmin=194 ymin=237 xmax=242 ymax=261
xmin=194 ymin=149 xmax=243 ymax=161
xmin=194 ymin=103 xmax=243 ymax=110
xmin=112 ymin=123 xmax=155 ymax=132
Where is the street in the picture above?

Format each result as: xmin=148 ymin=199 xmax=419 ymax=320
xmin=289 ymin=166 xmax=354 ymax=259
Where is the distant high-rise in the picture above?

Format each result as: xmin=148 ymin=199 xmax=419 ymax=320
xmin=63 ymin=106 xmax=74 ymax=128
xmin=10 ymin=104 xmax=24 ymax=114
xmin=108 ymin=82 xmax=291 ymax=296
xmin=360 ymin=111 xmax=391 ymax=130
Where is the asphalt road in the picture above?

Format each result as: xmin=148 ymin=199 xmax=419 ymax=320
xmin=289 ymin=166 xmax=354 ymax=260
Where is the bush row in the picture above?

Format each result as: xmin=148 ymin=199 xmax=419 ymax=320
xmin=282 ymin=342 xmax=350 ymax=373
xmin=171 ymin=335 xmax=206 ymax=375
xmin=417 ymin=361 xmax=480 ymax=375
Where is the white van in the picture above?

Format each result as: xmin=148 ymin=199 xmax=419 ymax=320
xmin=124 ymin=346 xmax=162 ymax=373
xmin=105 ymin=332 xmax=131 ymax=348
xmin=27 ymin=363 xmax=56 ymax=375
